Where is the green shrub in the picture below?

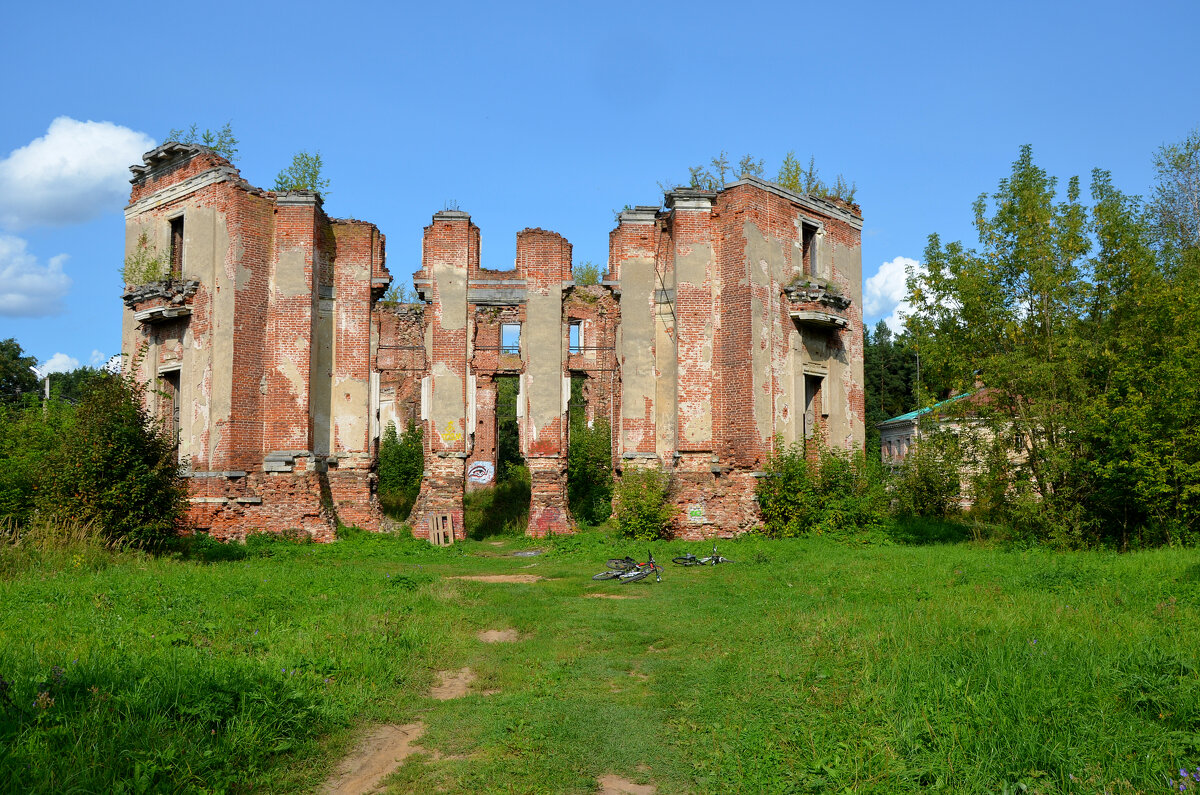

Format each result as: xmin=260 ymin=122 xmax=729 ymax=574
xmin=757 ymin=442 xmax=888 ymax=540
xmin=891 ymin=428 xmax=963 ymax=519
xmin=757 ymin=442 xmax=818 ymax=538
xmin=378 ymin=420 xmax=423 ymax=520
xmin=567 ymin=418 xmax=612 ymax=526
xmin=32 ymin=372 xmax=186 ymax=548
xmin=614 ymin=466 xmax=676 ymax=541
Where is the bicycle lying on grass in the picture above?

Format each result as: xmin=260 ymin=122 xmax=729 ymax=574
xmin=671 ymin=543 xmax=733 ymax=567
xmin=592 ymin=551 xmax=662 ymax=583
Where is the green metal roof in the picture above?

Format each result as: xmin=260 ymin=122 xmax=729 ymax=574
xmin=877 ymin=391 xmax=975 ymax=428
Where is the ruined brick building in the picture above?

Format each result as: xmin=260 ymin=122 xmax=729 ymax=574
xmin=121 ymin=143 xmax=865 ymax=541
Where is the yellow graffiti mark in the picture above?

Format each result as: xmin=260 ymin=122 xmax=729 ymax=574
xmin=440 ymin=420 xmax=463 ymax=443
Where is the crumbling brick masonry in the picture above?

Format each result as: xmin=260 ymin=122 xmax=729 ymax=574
xmin=122 ymin=144 xmax=864 ymax=541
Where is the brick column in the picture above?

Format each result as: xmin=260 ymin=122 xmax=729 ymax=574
xmin=517 ymin=228 xmax=573 ymax=536
xmin=609 ymin=207 xmax=661 ymax=462
xmin=409 ymin=211 xmax=472 ymax=539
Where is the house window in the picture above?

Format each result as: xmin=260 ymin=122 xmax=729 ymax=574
xmin=169 ymin=216 xmax=184 ymax=278
xmin=500 ymin=323 xmax=521 ymax=355
xmin=569 ymin=321 xmax=582 ymax=354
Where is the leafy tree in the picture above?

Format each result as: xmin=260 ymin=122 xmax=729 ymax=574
xmin=165 ymin=122 xmax=239 ymax=162
xmin=47 ymin=366 xmax=104 ymax=404
xmin=863 ymin=321 xmax=918 ymax=454
xmin=908 ymin=144 xmax=1200 ymax=547
xmin=0 ymin=398 xmax=72 ymax=525
xmin=0 ymin=338 xmax=38 ymax=401
xmin=909 ymin=146 xmax=1091 ymax=526
xmin=1149 ymin=127 xmax=1200 ymax=259
xmin=274 ymin=151 xmax=329 ymax=195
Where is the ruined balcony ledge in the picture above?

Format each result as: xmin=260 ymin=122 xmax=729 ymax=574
xmin=123 ymin=280 xmax=200 ymax=323
xmin=790 ymin=309 xmax=850 ymax=330
xmin=182 ymin=470 xmax=247 ymax=479
xmin=783 ymin=279 xmax=852 ymax=310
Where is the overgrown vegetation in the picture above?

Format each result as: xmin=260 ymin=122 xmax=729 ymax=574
xmin=908 ymin=134 xmax=1200 ymax=548
xmin=890 ymin=425 xmax=965 ymax=520
xmin=613 ymin=466 xmax=675 ymax=540
xmin=377 ymin=420 xmax=424 ymax=520
xmin=757 ymin=443 xmax=889 ymax=541
xmin=165 ymin=122 xmax=239 ymax=161
xmin=273 ymin=150 xmax=329 ymax=195
xmin=567 ymin=377 xmax=612 ymax=527
xmin=0 ymin=364 xmax=186 ymax=548
xmin=683 ymin=150 xmax=858 ymax=205
xmin=572 ymin=261 xmax=601 ymax=286
xmin=121 ymin=231 xmax=167 ymax=286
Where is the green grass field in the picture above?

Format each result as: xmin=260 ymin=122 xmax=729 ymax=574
xmin=2 ymin=530 xmax=1199 ymax=793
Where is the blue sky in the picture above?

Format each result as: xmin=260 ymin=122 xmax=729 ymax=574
xmin=1 ymin=0 xmax=1196 ymax=374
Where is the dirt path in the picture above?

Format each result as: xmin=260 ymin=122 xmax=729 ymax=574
xmin=448 ymin=574 xmax=544 ymax=583
xmin=597 ymin=774 xmax=657 ymax=794
xmin=430 ymin=667 xmax=476 ymax=700
xmin=320 ymin=722 xmax=428 ymax=795
xmin=477 ymin=629 xmax=520 ymax=643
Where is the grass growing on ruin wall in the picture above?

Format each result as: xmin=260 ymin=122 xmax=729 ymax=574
xmin=2 ymin=529 xmax=1199 ymax=792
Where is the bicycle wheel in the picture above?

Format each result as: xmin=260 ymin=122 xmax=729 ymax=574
xmin=672 ymin=555 xmax=702 ymax=566
xmin=619 ymin=569 xmax=650 ymax=583
xmin=592 ymin=570 xmax=621 ymax=581
xmin=607 ymin=557 xmax=637 ymax=571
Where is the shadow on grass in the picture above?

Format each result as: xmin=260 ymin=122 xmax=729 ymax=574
xmin=464 ymin=469 xmax=530 ymax=540
xmin=886 ymin=516 xmax=973 ymax=545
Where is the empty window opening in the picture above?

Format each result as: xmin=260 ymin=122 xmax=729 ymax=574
xmin=567 ymin=374 xmax=613 ymax=525
xmin=160 ymin=370 xmax=181 ymax=455
xmin=500 ymin=324 xmax=521 ymax=355
xmin=801 ymin=222 xmax=818 ymax=277
xmin=169 ymin=216 xmax=184 ymax=279
xmin=804 ymin=374 xmax=823 ymax=438
xmin=569 ymin=321 xmax=582 ymax=354
xmin=495 ymin=376 xmax=523 ymax=481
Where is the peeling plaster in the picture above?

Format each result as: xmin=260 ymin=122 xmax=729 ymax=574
xmin=618 ymin=257 xmax=656 ymax=421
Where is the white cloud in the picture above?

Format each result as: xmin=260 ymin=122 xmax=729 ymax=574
xmin=0 ymin=234 xmax=71 ymax=317
xmin=35 ymin=352 xmax=80 ymax=377
xmin=89 ymin=349 xmax=105 ymax=366
xmin=0 ymin=117 xmax=155 ymax=230
xmin=865 ymin=256 xmax=924 ymax=335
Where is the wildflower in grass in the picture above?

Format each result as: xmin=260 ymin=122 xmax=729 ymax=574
xmin=34 ymin=692 xmax=54 ymax=710
xmin=50 ymin=665 xmax=64 ymax=683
